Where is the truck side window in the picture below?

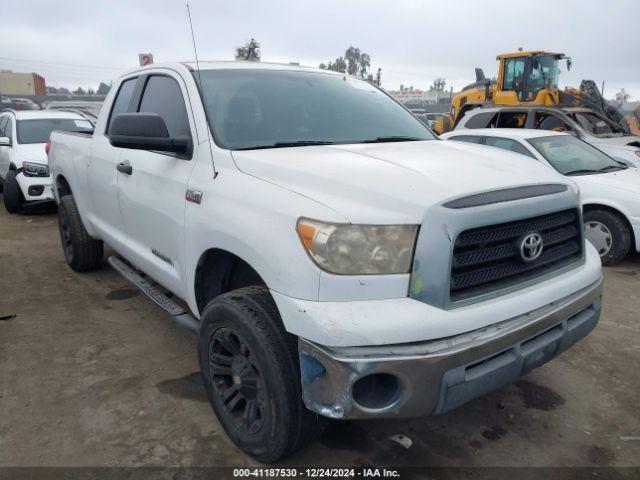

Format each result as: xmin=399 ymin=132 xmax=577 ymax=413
xmin=0 ymin=117 xmax=7 ymax=136
xmin=465 ymin=112 xmax=497 ymax=129
xmin=138 ymin=76 xmax=190 ymax=138
xmin=484 ymin=136 xmax=536 ymax=158
xmin=450 ymin=135 xmax=483 ymax=144
xmin=107 ymin=78 xmax=137 ymax=134
xmin=496 ymin=111 xmax=527 ymax=128
xmin=534 ymin=112 xmax=571 ymax=132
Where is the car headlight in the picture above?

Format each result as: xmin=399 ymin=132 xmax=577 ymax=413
xmin=635 ymin=150 xmax=640 ymax=158
xmin=21 ymin=161 xmax=49 ymax=177
xmin=296 ymin=218 xmax=418 ymax=275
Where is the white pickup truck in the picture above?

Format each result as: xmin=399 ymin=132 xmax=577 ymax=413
xmin=48 ymin=61 xmax=603 ymax=462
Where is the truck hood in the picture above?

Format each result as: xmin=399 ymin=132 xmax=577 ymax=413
xmin=15 ymin=143 xmax=48 ymax=165
xmin=232 ymin=140 xmax=571 ymax=224
xmin=575 ymin=167 xmax=640 ymax=195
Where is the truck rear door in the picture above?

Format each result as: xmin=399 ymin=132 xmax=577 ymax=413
xmin=115 ymin=72 xmax=198 ymax=298
xmin=87 ymin=76 xmax=138 ymax=248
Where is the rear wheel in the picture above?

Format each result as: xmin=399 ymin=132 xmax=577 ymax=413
xmin=584 ymin=209 xmax=631 ymax=266
xmin=58 ymin=195 xmax=103 ymax=271
xmin=198 ymin=286 xmax=325 ymax=462
xmin=3 ymin=170 xmax=23 ymax=214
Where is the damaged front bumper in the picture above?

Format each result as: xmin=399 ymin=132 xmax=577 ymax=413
xmin=298 ymin=276 xmax=602 ymax=420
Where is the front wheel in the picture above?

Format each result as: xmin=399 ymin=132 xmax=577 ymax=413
xmin=198 ymin=286 xmax=325 ymax=462
xmin=3 ymin=170 xmax=23 ymax=214
xmin=584 ymin=209 xmax=631 ymax=266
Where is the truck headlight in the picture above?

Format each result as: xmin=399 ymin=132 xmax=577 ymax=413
xmin=21 ymin=162 xmax=49 ymax=177
xmin=296 ymin=218 xmax=418 ymax=275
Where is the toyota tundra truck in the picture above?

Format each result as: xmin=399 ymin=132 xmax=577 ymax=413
xmin=48 ymin=61 xmax=603 ymax=462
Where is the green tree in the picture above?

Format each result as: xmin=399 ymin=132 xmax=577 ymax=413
xmin=429 ymin=78 xmax=446 ymax=92
xmin=319 ymin=57 xmax=347 ymax=73
xmin=615 ymin=88 xmax=631 ymax=107
xmin=73 ymin=87 xmax=86 ymax=95
xmin=320 ymin=46 xmax=371 ymax=77
xmin=97 ymin=82 xmax=111 ymax=95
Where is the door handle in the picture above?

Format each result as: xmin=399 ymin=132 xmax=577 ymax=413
xmin=116 ymin=161 xmax=132 ymax=175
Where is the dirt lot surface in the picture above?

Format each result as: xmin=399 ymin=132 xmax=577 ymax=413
xmin=1 ymin=207 xmax=639 ymax=476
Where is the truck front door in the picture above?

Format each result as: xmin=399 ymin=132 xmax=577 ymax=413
xmin=116 ymin=72 xmax=197 ymax=298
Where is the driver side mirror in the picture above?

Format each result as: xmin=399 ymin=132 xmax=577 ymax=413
xmin=0 ymin=136 xmax=10 ymax=147
xmin=109 ymin=113 xmax=191 ymax=155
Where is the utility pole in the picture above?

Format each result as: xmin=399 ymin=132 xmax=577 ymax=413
xmin=376 ymin=68 xmax=381 ymax=87
xmin=601 ymin=81 xmax=605 ymax=97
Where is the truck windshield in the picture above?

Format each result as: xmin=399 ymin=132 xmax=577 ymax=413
xmin=17 ymin=118 xmax=93 ymax=144
xmin=193 ymin=69 xmax=435 ymax=150
xmin=528 ymin=135 xmax=626 ymax=175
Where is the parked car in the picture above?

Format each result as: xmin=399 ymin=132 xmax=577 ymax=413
xmin=0 ymin=109 xmax=93 ymax=213
xmin=0 ymin=97 xmax=40 ymax=111
xmin=413 ymin=111 xmax=446 ymax=130
xmin=48 ymin=62 xmax=603 ymax=462
xmin=453 ymin=106 xmax=640 ymax=168
xmin=441 ymin=128 xmax=640 ymax=265
xmin=43 ymin=100 xmax=103 ymax=125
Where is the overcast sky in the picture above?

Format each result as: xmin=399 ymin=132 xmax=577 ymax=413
xmin=2 ymin=0 xmax=638 ymax=99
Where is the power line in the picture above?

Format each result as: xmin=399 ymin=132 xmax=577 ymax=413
xmin=0 ymin=56 xmax=127 ymax=71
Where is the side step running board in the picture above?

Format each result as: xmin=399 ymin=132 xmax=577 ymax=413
xmin=107 ymin=256 xmax=199 ymax=332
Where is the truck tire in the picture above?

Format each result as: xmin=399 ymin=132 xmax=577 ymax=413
xmin=58 ymin=195 xmax=103 ymax=271
xmin=3 ymin=170 xmax=23 ymax=214
xmin=584 ymin=209 xmax=631 ymax=266
xmin=198 ymin=286 xmax=325 ymax=462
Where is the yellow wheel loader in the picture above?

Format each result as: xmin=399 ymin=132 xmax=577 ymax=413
xmin=435 ymin=50 xmax=629 ymax=135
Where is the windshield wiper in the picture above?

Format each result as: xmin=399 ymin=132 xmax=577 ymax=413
xmin=236 ymin=140 xmax=335 ymax=150
xmin=598 ymin=165 xmax=626 ymax=172
xmin=564 ymin=169 xmax=601 ymax=176
xmin=359 ymin=136 xmax=424 ymax=144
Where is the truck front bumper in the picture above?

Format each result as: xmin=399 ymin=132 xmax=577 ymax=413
xmin=298 ymin=276 xmax=602 ymax=420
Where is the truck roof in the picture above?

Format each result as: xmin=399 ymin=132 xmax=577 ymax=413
xmin=120 ymin=60 xmax=345 ymax=78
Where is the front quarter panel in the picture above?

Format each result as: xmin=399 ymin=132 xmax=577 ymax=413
xmin=184 ymin=154 xmax=350 ymax=317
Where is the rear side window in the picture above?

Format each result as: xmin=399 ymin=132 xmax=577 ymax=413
xmin=496 ymin=112 xmax=527 ymax=128
xmin=484 ymin=136 xmax=536 ymax=158
xmin=449 ymin=135 xmax=483 ymax=144
xmin=107 ymin=78 xmax=137 ymax=134
xmin=534 ymin=112 xmax=571 ymax=132
xmin=0 ymin=117 xmax=7 ymax=136
xmin=465 ymin=112 xmax=497 ymax=129
xmin=138 ymin=76 xmax=190 ymax=138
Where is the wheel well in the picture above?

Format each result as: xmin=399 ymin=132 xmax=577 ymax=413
xmin=56 ymin=175 xmax=72 ymax=198
xmin=194 ymin=249 xmax=266 ymax=314
xmin=583 ymin=204 xmax=635 ymax=246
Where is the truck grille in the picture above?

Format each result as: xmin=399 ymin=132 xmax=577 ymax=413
xmin=450 ymin=209 xmax=583 ymax=302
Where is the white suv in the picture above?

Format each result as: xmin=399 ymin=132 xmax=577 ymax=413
xmin=0 ymin=109 xmax=93 ymax=213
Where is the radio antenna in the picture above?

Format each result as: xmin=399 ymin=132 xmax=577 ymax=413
xmin=187 ymin=3 xmax=218 ymax=178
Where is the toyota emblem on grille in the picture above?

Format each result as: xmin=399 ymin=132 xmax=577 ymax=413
xmin=519 ymin=233 xmax=544 ymax=262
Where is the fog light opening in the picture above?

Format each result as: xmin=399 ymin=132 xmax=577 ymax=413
xmin=28 ymin=185 xmax=44 ymax=196
xmin=352 ymin=373 xmax=400 ymax=410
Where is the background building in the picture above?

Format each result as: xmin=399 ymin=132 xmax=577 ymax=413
xmin=0 ymin=69 xmax=47 ymax=96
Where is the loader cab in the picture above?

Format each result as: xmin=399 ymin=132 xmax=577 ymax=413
xmin=496 ymin=52 xmax=570 ymax=104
